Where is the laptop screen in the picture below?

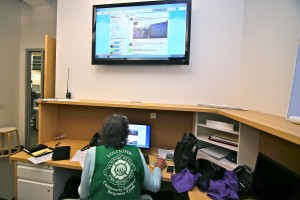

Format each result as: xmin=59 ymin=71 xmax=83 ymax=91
xmin=127 ymin=124 xmax=151 ymax=149
xmin=251 ymin=153 xmax=300 ymax=200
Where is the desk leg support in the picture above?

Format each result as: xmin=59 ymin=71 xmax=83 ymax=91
xmin=13 ymin=161 xmax=18 ymax=200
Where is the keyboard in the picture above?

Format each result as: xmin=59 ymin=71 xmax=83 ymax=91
xmin=143 ymin=154 xmax=150 ymax=165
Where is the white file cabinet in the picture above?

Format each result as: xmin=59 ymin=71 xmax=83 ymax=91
xmin=18 ymin=179 xmax=54 ymax=200
xmin=17 ymin=162 xmax=54 ymax=200
xmin=16 ymin=162 xmax=80 ymax=200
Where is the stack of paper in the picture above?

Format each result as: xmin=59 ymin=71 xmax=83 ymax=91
xmin=71 ymin=150 xmax=87 ymax=168
xmin=199 ymin=146 xmax=232 ymax=160
xmin=208 ymin=134 xmax=238 ymax=147
xmin=27 ymin=153 xmax=53 ymax=164
xmin=157 ymin=148 xmax=174 ymax=160
xmin=206 ymin=120 xmax=234 ymax=132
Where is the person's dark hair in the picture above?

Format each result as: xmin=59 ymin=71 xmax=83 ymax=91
xmin=101 ymin=114 xmax=129 ymax=149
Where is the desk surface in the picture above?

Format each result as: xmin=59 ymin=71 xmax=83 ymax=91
xmin=188 ymin=186 xmax=211 ymax=200
xmin=10 ymin=139 xmax=86 ymax=170
xmin=10 ymin=139 xmax=174 ymax=181
xmin=10 ymin=139 xmax=211 ymax=200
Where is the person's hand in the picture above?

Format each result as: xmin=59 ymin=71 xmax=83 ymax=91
xmin=155 ymin=158 xmax=167 ymax=170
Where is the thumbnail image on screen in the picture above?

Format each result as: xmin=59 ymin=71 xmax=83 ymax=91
xmin=127 ymin=124 xmax=151 ymax=149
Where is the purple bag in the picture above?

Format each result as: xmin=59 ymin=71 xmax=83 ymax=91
xmin=171 ymin=168 xmax=198 ymax=193
xmin=206 ymin=170 xmax=239 ymax=200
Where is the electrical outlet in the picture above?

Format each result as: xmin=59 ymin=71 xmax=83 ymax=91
xmin=150 ymin=113 xmax=156 ymax=119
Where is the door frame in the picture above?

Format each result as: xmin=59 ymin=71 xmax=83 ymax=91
xmin=25 ymin=48 xmax=44 ymax=148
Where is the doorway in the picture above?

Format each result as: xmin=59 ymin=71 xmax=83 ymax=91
xmin=25 ymin=49 xmax=44 ymax=148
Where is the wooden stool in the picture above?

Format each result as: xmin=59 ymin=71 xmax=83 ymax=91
xmin=0 ymin=127 xmax=21 ymax=160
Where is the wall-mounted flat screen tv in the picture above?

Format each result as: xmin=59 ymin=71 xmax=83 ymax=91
xmin=92 ymin=0 xmax=192 ymax=65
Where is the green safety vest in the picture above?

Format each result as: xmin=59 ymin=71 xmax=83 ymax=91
xmin=89 ymin=145 xmax=145 ymax=200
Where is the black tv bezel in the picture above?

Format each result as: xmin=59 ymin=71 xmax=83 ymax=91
xmin=92 ymin=0 xmax=192 ymax=65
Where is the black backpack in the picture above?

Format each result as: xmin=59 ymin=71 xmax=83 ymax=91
xmin=173 ymin=132 xmax=199 ymax=173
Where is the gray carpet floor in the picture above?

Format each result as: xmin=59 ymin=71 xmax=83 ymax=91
xmin=0 ymin=157 xmax=14 ymax=200
xmin=0 ymin=128 xmax=37 ymax=200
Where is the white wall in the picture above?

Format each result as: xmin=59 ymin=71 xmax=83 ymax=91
xmin=0 ymin=0 xmax=298 ymax=147
xmin=56 ymin=0 xmax=244 ymax=106
xmin=56 ymin=0 xmax=300 ymax=117
xmin=241 ymin=0 xmax=300 ymax=116
xmin=0 ymin=0 xmax=21 ymax=128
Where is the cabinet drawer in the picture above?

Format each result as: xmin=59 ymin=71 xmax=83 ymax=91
xmin=18 ymin=178 xmax=53 ymax=200
xmin=17 ymin=165 xmax=54 ymax=183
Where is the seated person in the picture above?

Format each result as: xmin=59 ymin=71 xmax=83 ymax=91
xmin=78 ymin=114 xmax=166 ymax=200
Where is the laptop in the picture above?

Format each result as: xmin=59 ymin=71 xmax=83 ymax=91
xmin=248 ymin=153 xmax=300 ymax=200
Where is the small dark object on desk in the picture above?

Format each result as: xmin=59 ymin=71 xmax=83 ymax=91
xmin=167 ymin=166 xmax=174 ymax=174
xmin=55 ymin=142 xmax=61 ymax=147
xmin=80 ymin=144 xmax=89 ymax=151
xmin=52 ymin=146 xmax=71 ymax=160
xmin=143 ymin=154 xmax=150 ymax=165
xmin=80 ymin=132 xmax=102 ymax=151
xmin=23 ymin=144 xmax=54 ymax=157
xmin=25 ymin=144 xmax=48 ymax=153
xmin=234 ymin=165 xmax=253 ymax=198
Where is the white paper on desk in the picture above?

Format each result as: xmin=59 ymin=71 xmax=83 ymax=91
xmin=157 ymin=148 xmax=174 ymax=159
xmin=71 ymin=150 xmax=87 ymax=168
xmin=27 ymin=153 xmax=53 ymax=164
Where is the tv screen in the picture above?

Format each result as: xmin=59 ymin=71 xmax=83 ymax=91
xmin=92 ymin=0 xmax=192 ymax=65
xmin=127 ymin=124 xmax=151 ymax=149
xmin=251 ymin=153 xmax=300 ymax=200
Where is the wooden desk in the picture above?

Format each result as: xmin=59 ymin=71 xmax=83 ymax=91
xmin=10 ymin=139 xmax=177 ymax=199
xmin=10 ymin=139 xmax=88 ymax=170
xmin=188 ymin=186 xmax=211 ymax=200
xmin=10 ymin=139 xmax=174 ymax=177
xmin=142 ymin=147 xmax=173 ymax=182
xmin=29 ymin=99 xmax=300 ymax=200
xmin=37 ymin=99 xmax=300 ymax=146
